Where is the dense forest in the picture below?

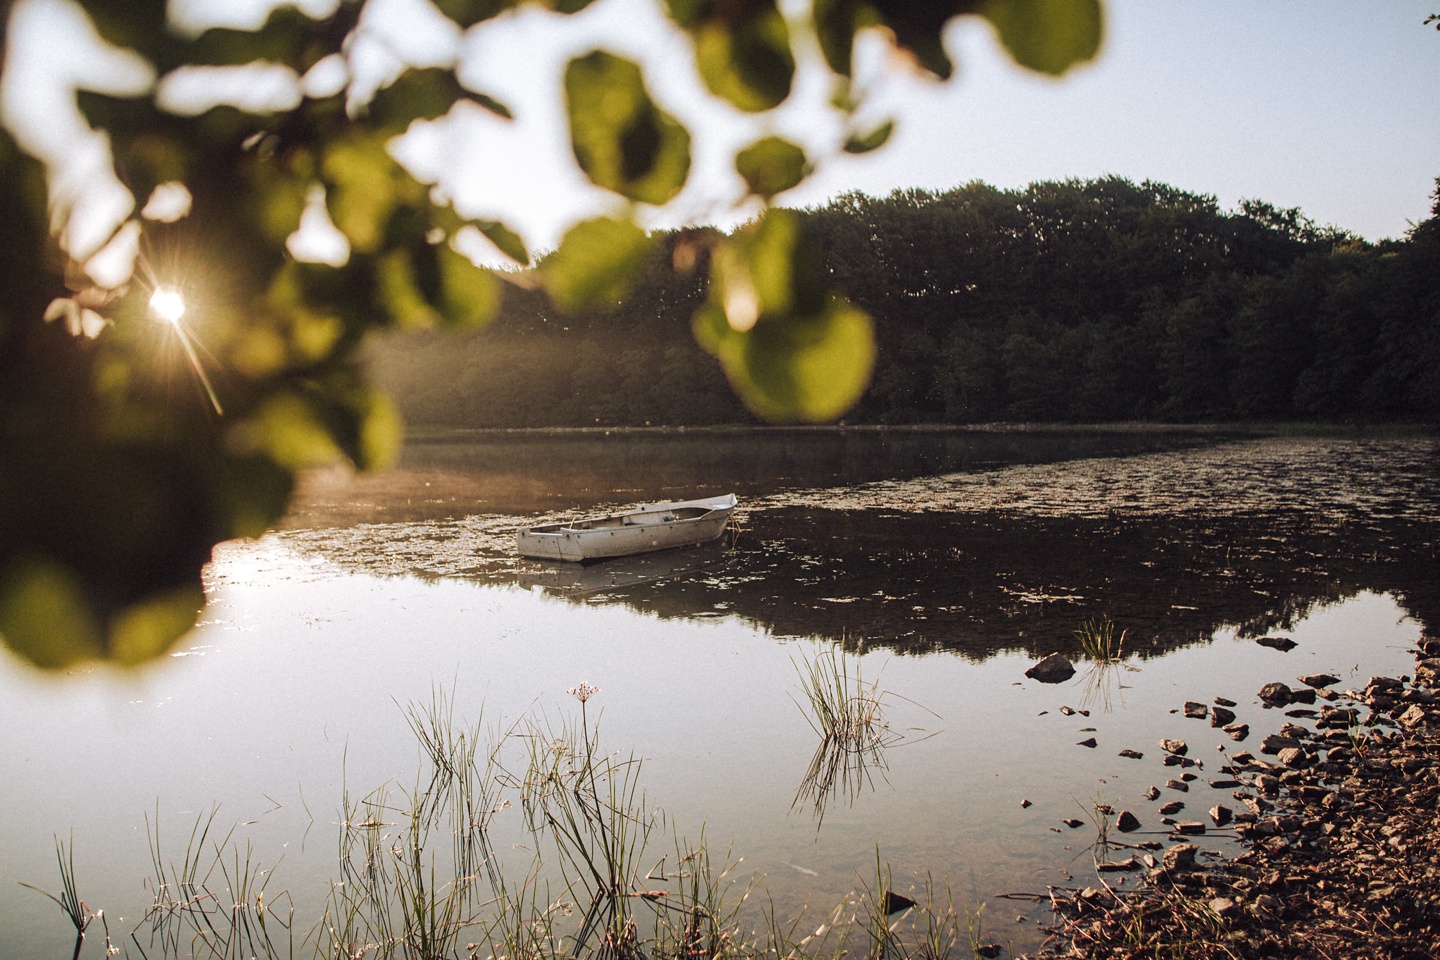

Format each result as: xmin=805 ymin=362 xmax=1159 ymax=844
xmin=369 ymin=177 xmax=1440 ymax=426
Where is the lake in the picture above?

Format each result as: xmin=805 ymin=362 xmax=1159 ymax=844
xmin=2 ymin=428 xmax=1437 ymax=958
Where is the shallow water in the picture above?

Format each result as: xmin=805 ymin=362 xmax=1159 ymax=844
xmin=1 ymin=430 xmax=1436 ymax=957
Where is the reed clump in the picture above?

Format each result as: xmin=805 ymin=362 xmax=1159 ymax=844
xmin=789 ymin=645 xmax=938 ymax=825
xmin=25 ymin=681 xmax=975 ymax=960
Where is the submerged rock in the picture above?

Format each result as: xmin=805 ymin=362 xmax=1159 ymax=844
xmin=1258 ymin=682 xmax=1294 ymax=705
xmin=1025 ymin=653 xmax=1076 ymax=683
xmin=1257 ymin=636 xmax=1298 ymax=652
xmin=1298 ymin=673 xmax=1340 ymax=688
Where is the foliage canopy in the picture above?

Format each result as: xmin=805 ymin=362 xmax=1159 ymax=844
xmin=0 ymin=0 xmax=1103 ymax=667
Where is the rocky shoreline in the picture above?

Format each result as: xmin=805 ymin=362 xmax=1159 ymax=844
xmin=1019 ymin=633 xmax=1440 ymax=959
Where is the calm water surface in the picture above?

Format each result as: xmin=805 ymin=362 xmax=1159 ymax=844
xmin=2 ymin=429 xmax=1437 ymax=958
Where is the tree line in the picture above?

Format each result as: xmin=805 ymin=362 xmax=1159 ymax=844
xmin=370 ymin=176 xmax=1440 ymax=427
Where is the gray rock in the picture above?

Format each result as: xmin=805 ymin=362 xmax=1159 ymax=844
xmin=1025 ymin=653 xmax=1075 ymax=683
xmin=1162 ymin=843 xmax=1198 ymax=870
xmin=1209 ymin=897 xmax=1237 ymax=919
xmin=1277 ymin=746 xmax=1310 ymax=768
xmin=1096 ymin=857 xmax=1139 ymax=872
xmin=1318 ymin=706 xmax=1359 ymax=728
xmin=1398 ymin=704 xmax=1427 ymax=728
xmin=1260 ymin=733 xmax=1300 ymax=755
xmin=1251 ymin=894 xmax=1282 ymax=919
xmin=1258 ymin=682 xmax=1293 ymax=705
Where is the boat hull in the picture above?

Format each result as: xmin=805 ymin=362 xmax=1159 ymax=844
xmin=516 ymin=494 xmax=737 ymax=562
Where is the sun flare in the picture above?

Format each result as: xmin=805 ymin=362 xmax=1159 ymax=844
xmin=149 ymin=286 xmax=186 ymax=325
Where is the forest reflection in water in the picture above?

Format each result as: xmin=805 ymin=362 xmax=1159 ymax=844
xmin=279 ymin=429 xmax=1440 ymax=661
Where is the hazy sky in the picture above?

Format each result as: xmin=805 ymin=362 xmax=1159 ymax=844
xmin=5 ymin=0 xmax=1437 ymax=264
xmin=415 ymin=0 xmax=1440 ymax=254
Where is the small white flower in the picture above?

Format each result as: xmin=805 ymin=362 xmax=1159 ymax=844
xmin=567 ymin=681 xmax=600 ymax=703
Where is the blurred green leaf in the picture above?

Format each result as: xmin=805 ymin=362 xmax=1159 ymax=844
xmin=437 ymin=244 xmax=501 ymax=327
xmin=811 ymin=0 xmax=866 ymax=76
xmin=980 ymin=0 xmax=1103 ymax=75
xmin=694 ymin=210 xmax=874 ymax=422
xmin=367 ymin=68 xmax=466 ymax=137
xmin=110 ymin=586 xmax=204 ymax=664
xmin=469 ymin=91 xmax=514 ymax=120
xmin=736 ymin=136 xmax=810 ymax=198
xmin=719 ymin=209 xmax=826 ymax=321
xmin=725 ymin=298 xmax=876 ymax=422
xmin=431 ymin=0 xmax=521 ymax=28
xmin=226 ymin=392 xmax=333 ymax=470
xmin=475 ymin=219 xmax=530 ymax=265
xmin=668 ymin=0 xmax=795 ymax=112
xmin=75 ymin=0 xmax=170 ymax=62
xmin=864 ymin=1 xmax=957 ymax=78
xmin=843 ymin=119 xmax=894 ymax=154
xmin=565 ymin=52 xmax=691 ymax=205
xmin=378 ymin=248 xmax=443 ymax=329
xmin=186 ymin=7 xmax=315 ymax=68
xmin=0 ymin=560 xmax=105 ymax=669
xmin=322 ymin=133 xmax=398 ymax=254
xmin=539 ymin=216 xmax=653 ymax=312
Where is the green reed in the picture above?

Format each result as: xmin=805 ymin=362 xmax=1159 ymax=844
xmin=1075 ymin=618 xmax=1126 ymax=664
xmin=30 ymin=681 xmax=993 ymax=960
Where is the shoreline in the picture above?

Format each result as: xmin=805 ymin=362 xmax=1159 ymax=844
xmin=1019 ymin=634 xmax=1440 ymax=959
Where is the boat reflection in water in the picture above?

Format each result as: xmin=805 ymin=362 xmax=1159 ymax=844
xmin=518 ymin=541 xmax=735 ymax=598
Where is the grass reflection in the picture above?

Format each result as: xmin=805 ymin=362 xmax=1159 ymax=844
xmin=1075 ymin=618 xmax=1139 ymax=713
xmin=790 ymin=645 xmax=938 ymax=826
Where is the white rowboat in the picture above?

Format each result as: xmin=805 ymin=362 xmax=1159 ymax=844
xmin=516 ymin=494 xmax=738 ymax=562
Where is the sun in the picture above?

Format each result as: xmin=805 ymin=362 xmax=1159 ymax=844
xmin=149 ymin=286 xmax=186 ymax=326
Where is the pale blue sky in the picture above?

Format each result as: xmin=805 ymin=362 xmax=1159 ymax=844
xmin=423 ymin=0 xmax=1440 ymax=253
xmin=5 ymin=0 xmax=1437 ymax=266
xmin=818 ymin=1 xmax=1440 ymax=242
